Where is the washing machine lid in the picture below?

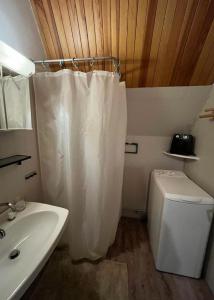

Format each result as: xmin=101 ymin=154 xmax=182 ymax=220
xmin=153 ymin=170 xmax=214 ymax=204
xmin=153 ymin=170 xmax=187 ymax=178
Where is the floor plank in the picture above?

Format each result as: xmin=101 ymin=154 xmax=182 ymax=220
xmin=107 ymin=217 xmax=214 ymax=300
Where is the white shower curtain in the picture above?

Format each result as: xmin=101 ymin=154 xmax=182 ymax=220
xmin=33 ymin=70 xmax=127 ymax=260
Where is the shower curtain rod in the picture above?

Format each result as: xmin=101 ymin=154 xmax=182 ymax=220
xmin=33 ymin=56 xmax=120 ymax=75
xmin=33 ymin=56 xmax=120 ymax=65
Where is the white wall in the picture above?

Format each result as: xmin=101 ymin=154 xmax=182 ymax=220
xmin=123 ymin=86 xmax=211 ymax=217
xmin=127 ymin=86 xmax=212 ymax=136
xmin=122 ymin=136 xmax=184 ymax=217
xmin=184 ymin=85 xmax=214 ymax=293
xmin=0 ymin=0 xmax=45 ymax=60
xmin=0 ymin=1 xmax=45 ymax=206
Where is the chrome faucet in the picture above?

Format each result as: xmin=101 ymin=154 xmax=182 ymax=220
xmin=0 ymin=228 xmax=6 ymax=239
xmin=0 ymin=202 xmax=16 ymax=212
xmin=0 ymin=202 xmax=17 ymax=220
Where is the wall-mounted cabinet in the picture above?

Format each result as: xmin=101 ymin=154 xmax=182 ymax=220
xmin=0 ymin=73 xmax=32 ymax=130
xmin=0 ymin=41 xmax=35 ymax=131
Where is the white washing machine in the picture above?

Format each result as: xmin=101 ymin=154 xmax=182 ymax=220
xmin=148 ymin=169 xmax=214 ymax=278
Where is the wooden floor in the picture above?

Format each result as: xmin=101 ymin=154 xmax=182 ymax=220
xmin=22 ymin=248 xmax=129 ymax=300
xmin=23 ymin=217 xmax=213 ymax=300
xmin=107 ymin=218 xmax=214 ymax=300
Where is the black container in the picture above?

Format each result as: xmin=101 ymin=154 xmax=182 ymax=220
xmin=170 ymin=134 xmax=195 ymax=156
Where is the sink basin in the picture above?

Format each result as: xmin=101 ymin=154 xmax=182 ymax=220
xmin=0 ymin=202 xmax=69 ymax=300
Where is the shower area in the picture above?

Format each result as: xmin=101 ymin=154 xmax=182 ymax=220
xmin=33 ymin=56 xmax=127 ymax=261
xmin=0 ymin=40 xmax=128 ymax=298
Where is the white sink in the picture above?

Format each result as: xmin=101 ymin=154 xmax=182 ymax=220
xmin=0 ymin=202 xmax=69 ymax=300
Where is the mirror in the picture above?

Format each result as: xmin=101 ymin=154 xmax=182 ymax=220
xmin=0 ymin=68 xmax=32 ymax=130
xmin=0 ymin=41 xmax=35 ymax=130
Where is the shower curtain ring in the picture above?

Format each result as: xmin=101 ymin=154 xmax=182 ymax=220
xmin=90 ymin=57 xmax=95 ymax=71
xmin=41 ymin=61 xmax=49 ymax=72
xmin=59 ymin=59 xmax=64 ymax=69
xmin=42 ymin=61 xmax=46 ymax=70
xmin=117 ymin=61 xmax=121 ymax=78
xmin=113 ymin=59 xmax=120 ymax=76
xmin=72 ymin=58 xmax=79 ymax=70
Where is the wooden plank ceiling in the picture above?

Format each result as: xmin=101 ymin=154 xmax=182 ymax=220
xmin=31 ymin=0 xmax=214 ymax=88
